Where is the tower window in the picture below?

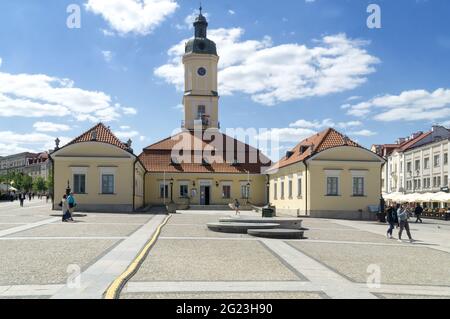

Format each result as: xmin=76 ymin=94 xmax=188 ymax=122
xmin=197 ymin=105 xmax=206 ymax=117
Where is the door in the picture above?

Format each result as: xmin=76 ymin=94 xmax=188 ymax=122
xmin=200 ymin=186 xmax=211 ymax=205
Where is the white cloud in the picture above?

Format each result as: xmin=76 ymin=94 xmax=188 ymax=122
xmin=120 ymin=125 xmax=131 ymax=130
xmin=289 ymin=118 xmax=362 ymax=130
xmin=85 ymin=0 xmax=179 ymax=36
xmin=33 ymin=122 xmax=71 ymax=133
xmin=155 ymin=30 xmax=379 ymax=105
xmin=0 ymin=67 xmax=135 ymax=122
xmin=114 ymin=130 xmax=139 ymax=139
xmin=0 ymin=131 xmax=72 ymax=155
xmin=348 ymin=129 xmax=377 ymax=137
xmin=346 ymin=88 xmax=450 ymax=122
xmin=256 ymin=127 xmax=316 ymax=144
xmin=0 ymin=143 xmax=31 ymax=157
xmin=228 ymin=10 xmax=236 ymax=15
xmin=122 ymin=107 xmax=138 ymax=115
xmin=101 ymin=50 xmax=114 ymax=63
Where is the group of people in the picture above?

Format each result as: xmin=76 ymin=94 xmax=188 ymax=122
xmin=385 ymin=203 xmax=424 ymax=243
xmin=60 ymin=192 xmax=77 ymax=222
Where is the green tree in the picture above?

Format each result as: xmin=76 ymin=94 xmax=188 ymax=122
xmin=22 ymin=175 xmax=33 ymax=192
xmin=46 ymin=172 xmax=53 ymax=195
xmin=33 ymin=177 xmax=47 ymax=193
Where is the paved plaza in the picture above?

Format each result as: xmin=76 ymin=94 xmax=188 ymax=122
xmin=0 ymin=200 xmax=450 ymax=299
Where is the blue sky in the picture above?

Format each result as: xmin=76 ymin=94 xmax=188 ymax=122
xmin=0 ymin=0 xmax=449 ymax=159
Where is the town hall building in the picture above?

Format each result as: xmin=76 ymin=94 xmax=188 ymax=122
xmin=50 ymin=9 xmax=384 ymax=219
xmin=51 ymin=9 xmax=271 ymax=212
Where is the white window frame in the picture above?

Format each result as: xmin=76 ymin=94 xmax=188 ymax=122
xmin=297 ymin=177 xmax=302 ymax=198
xmin=240 ymin=182 xmax=250 ymax=199
xmin=221 ymin=182 xmax=232 ymax=199
xmin=179 ymin=181 xmax=189 ymax=198
xmin=99 ymin=167 xmax=116 ymax=195
xmin=350 ymin=170 xmax=367 ymax=197
xmin=324 ymin=170 xmax=342 ymax=196
xmin=159 ymin=182 xmax=169 ymax=199
xmin=71 ymin=167 xmax=88 ymax=194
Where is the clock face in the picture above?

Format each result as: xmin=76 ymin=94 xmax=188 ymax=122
xmin=197 ymin=67 xmax=207 ymax=76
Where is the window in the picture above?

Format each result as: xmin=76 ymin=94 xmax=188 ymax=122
xmin=197 ymin=105 xmax=206 ymax=117
xmin=406 ymin=162 xmax=412 ymax=173
xmin=297 ymin=178 xmax=302 ymax=197
xmin=222 ymin=185 xmax=231 ymax=199
xmin=288 ymin=180 xmax=293 ymax=198
xmin=434 ymin=155 xmax=440 ymax=167
xmin=241 ymin=184 xmax=250 ymax=199
xmin=353 ymin=177 xmax=365 ymax=196
xmin=101 ymin=174 xmax=114 ymax=194
xmin=433 ymin=176 xmax=441 ymax=188
xmin=444 ymin=175 xmax=448 ymax=187
xmin=73 ymin=174 xmax=86 ymax=194
xmin=406 ymin=180 xmax=412 ymax=191
xmin=280 ymin=181 xmax=285 ymax=199
xmin=327 ymin=177 xmax=339 ymax=196
xmin=415 ymin=160 xmax=420 ymax=171
xmin=444 ymin=153 xmax=448 ymax=165
xmin=180 ymin=184 xmax=189 ymax=198
xmin=424 ymin=158 xmax=430 ymax=169
xmin=160 ymin=184 xmax=168 ymax=199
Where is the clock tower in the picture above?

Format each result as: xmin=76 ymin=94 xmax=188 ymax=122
xmin=182 ymin=7 xmax=219 ymax=130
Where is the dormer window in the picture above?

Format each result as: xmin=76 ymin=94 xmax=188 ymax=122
xmin=91 ymin=130 xmax=97 ymax=141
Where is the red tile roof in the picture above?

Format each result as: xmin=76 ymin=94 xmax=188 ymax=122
xmin=272 ymin=128 xmax=363 ymax=169
xmin=65 ymin=123 xmax=130 ymax=151
xmin=139 ymin=130 xmax=271 ymax=174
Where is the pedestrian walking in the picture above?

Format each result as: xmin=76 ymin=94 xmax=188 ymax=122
xmin=67 ymin=192 xmax=76 ymax=222
xmin=234 ymin=199 xmax=240 ymax=216
xmin=414 ymin=203 xmax=423 ymax=223
xmin=397 ymin=204 xmax=414 ymax=243
xmin=19 ymin=193 xmax=24 ymax=207
xmin=60 ymin=195 xmax=71 ymax=222
xmin=386 ymin=204 xmax=398 ymax=239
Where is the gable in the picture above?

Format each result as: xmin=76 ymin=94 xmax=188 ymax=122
xmin=309 ymin=146 xmax=385 ymax=163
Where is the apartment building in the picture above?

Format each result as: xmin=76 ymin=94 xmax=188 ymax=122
xmin=374 ymin=126 xmax=450 ymax=195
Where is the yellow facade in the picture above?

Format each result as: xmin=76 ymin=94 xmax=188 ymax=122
xmin=145 ymin=173 xmax=267 ymax=208
xmin=51 ymin=142 xmax=145 ymax=212
xmin=269 ymin=146 xmax=384 ymax=220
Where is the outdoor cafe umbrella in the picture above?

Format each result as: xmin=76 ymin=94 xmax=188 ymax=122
xmin=432 ymin=192 xmax=450 ymax=203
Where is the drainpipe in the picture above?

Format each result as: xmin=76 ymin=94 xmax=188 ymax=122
xmin=49 ymin=154 xmax=55 ymax=210
xmin=133 ymin=158 xmax=138 ymax=212
xmin=303 ymin=160 xmax=308 ymax=216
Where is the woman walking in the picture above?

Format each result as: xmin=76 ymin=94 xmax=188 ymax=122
xmin=397 ymin=204 xmax=414 ymax=243
xmin=234 ymin=199 xmax=241 ymax=216
xmin=386 ymin=204 xmax=397 ymax=239
xmin=61 ymin=194 xmax=70 ymax=222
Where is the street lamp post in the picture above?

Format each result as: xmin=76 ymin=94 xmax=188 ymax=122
xmin=170 ymin=178 xmax=174 ymax=203
xmin=66 ymin=180 xmax=71 ymax=196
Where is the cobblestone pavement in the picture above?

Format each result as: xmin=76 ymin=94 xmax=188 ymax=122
xmin=0 ymin=199 xmax=159 ymax=299
xmin=122 ymin=213 xmax=450 ymax=299
xmin=1 ymin=201 xmax=449 ymax=299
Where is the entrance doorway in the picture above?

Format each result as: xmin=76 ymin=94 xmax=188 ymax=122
xmin=200 ymin=186 xmax=211 ymax=205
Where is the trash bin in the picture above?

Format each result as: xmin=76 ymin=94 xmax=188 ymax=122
xmin=262 ymin=208 xmax=275 ymax=218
